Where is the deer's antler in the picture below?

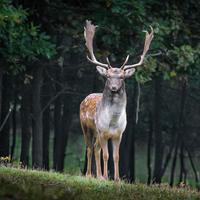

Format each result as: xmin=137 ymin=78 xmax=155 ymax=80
xmin=84 ymin=20 xmax=110 ymax=69
xmin=122 ymin=26 xmax=154 ymax=70
xmin=120 ymin=55 xmax=130 ymax=69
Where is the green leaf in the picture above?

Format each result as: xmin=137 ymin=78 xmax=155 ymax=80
xmin=170 ymin=70 xmax=177 ymax=77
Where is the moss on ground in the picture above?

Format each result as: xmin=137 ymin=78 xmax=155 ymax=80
xmin=0 ymin=167 xmax=200 ymax=200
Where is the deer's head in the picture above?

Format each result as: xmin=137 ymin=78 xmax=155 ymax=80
xmin=96 ymin=66 xmax=134 ymax=92
xmin=84 ymin=20 xmax=154 ymax=92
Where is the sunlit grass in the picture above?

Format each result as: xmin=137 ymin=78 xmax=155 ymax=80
xmin=0 ymin=167 xmax=200 ymax=200
xmin=10 ymin=133 xmax=200 ymax=188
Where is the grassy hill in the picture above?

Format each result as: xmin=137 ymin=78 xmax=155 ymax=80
xmin=0 ymin=167 xmax=199 ymax=200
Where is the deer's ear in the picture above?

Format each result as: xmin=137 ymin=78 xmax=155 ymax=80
xmin=96 ymin=66 xmax=107 ymax=77
xmin=124 ymin=68 xmax=135 ymax=78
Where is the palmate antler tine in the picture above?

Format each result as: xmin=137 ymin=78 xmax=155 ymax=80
xmin=84 ymin=20 xmax=96 ymax=61
xmin=142 ymin=26 xmax=154 ymax=56
xmin=123 ymin=26 xmax=154 ymax=71
xmin=84 ymin=20 xmax=108 ymax=69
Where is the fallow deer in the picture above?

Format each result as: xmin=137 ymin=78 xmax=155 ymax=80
xmin=80 ymin=20 xmax=154 ymax=181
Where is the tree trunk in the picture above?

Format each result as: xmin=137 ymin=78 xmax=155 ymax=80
xmin=42 ymin=74 xmax=51 ymax=170
xmin=169 ymin=136 xmax=179 ymax=187
xmin=20 ymin=84 xmax=32 ymax=168
xmin=178 ymin=80 xmax=187 ymax=185
xmin=56 ymin=94 xmax=73 ymax=172
xmin=42 ymin=103 xmax=50 ymax=170
xmin=170 ymin=78 xmax=187 ymax=187
xmin=147 ymin=111 xmax=153 ymax=185
xmin=129 ymin=82 xmax=139 ymax=183
xmin=179 ymin=143 xmax=187 ymax=184
xmin=11 ymin=95 xmax=17 ymax=160
xmin=53 ymin=92 xmax=62 ymax=171
xmin=186 ymin=146 xmax=199 ymax=190
xmin=53 ymin=63 xmax=63 ymax=171
xmin=0 ymin=74 xmax=11 ymax=157
xmin=0 ymin=68 xmax=3 ymax=122
xmin=32 ymin=66 xmax=43 ymax=169
xmin=153 ymin=75 xmax=163 ymax=184
xmin=160 ymin=124 xmax=176 ymax=178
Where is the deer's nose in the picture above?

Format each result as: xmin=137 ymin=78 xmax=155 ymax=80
xmin=111 ymin=86 xmax=118 ymax=91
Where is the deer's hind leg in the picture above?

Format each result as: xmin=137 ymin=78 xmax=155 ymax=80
xmin=81 ymin=124 xmax=94 ymax=177
xmin=94 ymin=137 xmax=103 ymax=179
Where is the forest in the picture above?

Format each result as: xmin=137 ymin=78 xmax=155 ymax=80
xmin=0 ymin=0 xmax=200 ymax=190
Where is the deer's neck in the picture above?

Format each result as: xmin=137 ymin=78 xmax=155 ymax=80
xmin=96 ymin=82 xmax=127 ymax=132
xmin=101 ymin=82 xmax=126 ymax=109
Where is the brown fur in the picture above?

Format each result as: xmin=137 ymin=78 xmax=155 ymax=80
xmin=80 ymin=93 xmax=103 ymax=178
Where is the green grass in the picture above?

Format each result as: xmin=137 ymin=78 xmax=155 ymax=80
xmin=0 ymin=167 xmax=200 ymax=200
xmin=11 ymin=132 xmax=200 ymax=187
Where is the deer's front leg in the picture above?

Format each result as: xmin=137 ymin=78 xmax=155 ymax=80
xmin=112 ymin=139 xmax=121 ymax=181
xmin=100 ymin=136 xmax=109 ymax=180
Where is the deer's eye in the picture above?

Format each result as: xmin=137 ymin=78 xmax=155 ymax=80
xmin=106 ymin=74 xmax=110 ymax=78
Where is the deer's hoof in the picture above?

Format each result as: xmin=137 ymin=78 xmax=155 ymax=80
xmin=114 ymin=177 xmax=121 ymax=182
xmin=103 ymin=175 xmax=108 ymax=180
xmin=98 ymin=175 xmax=106 ymax=181
xmin=86 ymin=173 xmax=92 ymax=178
